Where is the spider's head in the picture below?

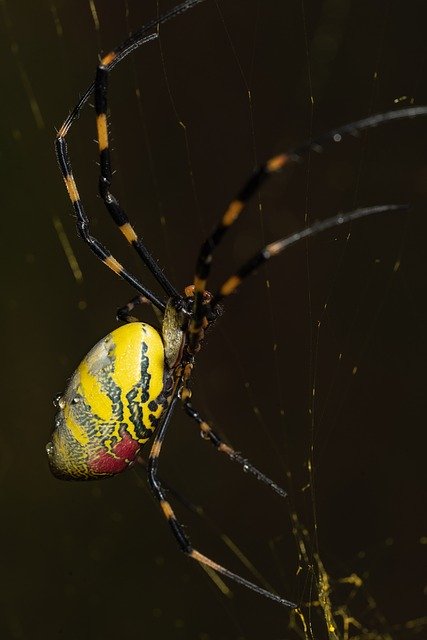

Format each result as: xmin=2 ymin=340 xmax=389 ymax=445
xmin=183 ymin=285 xmax=222 ymax=324
xmin=162 ymin=287 xmax=222 ymax=366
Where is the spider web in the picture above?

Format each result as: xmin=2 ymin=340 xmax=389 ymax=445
xmin=1 ymin=1 xmax=426 ymax=639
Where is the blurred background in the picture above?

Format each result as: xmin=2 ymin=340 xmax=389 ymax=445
xmin=1 ymin=1 xmax=426 ymax=638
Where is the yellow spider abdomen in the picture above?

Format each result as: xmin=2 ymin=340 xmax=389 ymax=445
xmin=47 ymin=323 xmax=167 ymax=480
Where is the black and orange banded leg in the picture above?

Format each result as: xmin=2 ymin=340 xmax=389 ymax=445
xmin=182 ymin=399 xmax=287 ymax=498
xmin=189 ymin=106 xmax=427 ymax=349
xmin=147 ymin=396 xmax=296 ymax=607
xmin=189 ymin=154 xmax=288 ymax=349
xmin=210 ymin=204 xmax=409 ymax=308
xmin=94 ymin=61 xmax=179 ymax=300
xmin=55 ymin=135 xmax=166 ymax=312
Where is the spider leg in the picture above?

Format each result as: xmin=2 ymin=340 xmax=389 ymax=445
xmin=136 ymin=454 xmax=279 ymax=595
xmin=116 ymin=294 xmax=151 ymax=323
xmin=55 ymin=135 xmax=166 ymax=312
xmin=148 ymin=395 xmax=296 ymax=608
xmin=57 ymin=1 xmax=209 ymax=139
xmin=189 ymin=107 xmax=427 ymax=347
xmin=211 ymin=204 xmax=408 ymax=306
xmin=116 ymin=293 xmax=164 ymax=327
xmin=94 ymin=61 xmax=179 ymax=300
xmin=182 ymin=398 xmax=286 ymax=498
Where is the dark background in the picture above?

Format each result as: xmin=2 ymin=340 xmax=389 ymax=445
xmin=1 ymin=1 xmax=426 ymax=639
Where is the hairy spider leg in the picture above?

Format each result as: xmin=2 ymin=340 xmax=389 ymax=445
xmin=182 ymin=398 xmax=286 ymax=497
xmin=148 ymin=395 xmax=296 ymax=608
xmin=212 ymin=205 xmax=408 ymax=306
xmin=189 ymin=106 xmax=427 ymax=348
xmin=57 ymin=0 xmax=208 ymax=139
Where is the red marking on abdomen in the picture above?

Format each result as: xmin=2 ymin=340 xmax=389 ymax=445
xmin=89 ymin=430 xmax=140 ymax=475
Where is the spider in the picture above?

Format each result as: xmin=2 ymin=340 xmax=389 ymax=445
xmin=47 ymin=0 xmax=427 ymax=608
